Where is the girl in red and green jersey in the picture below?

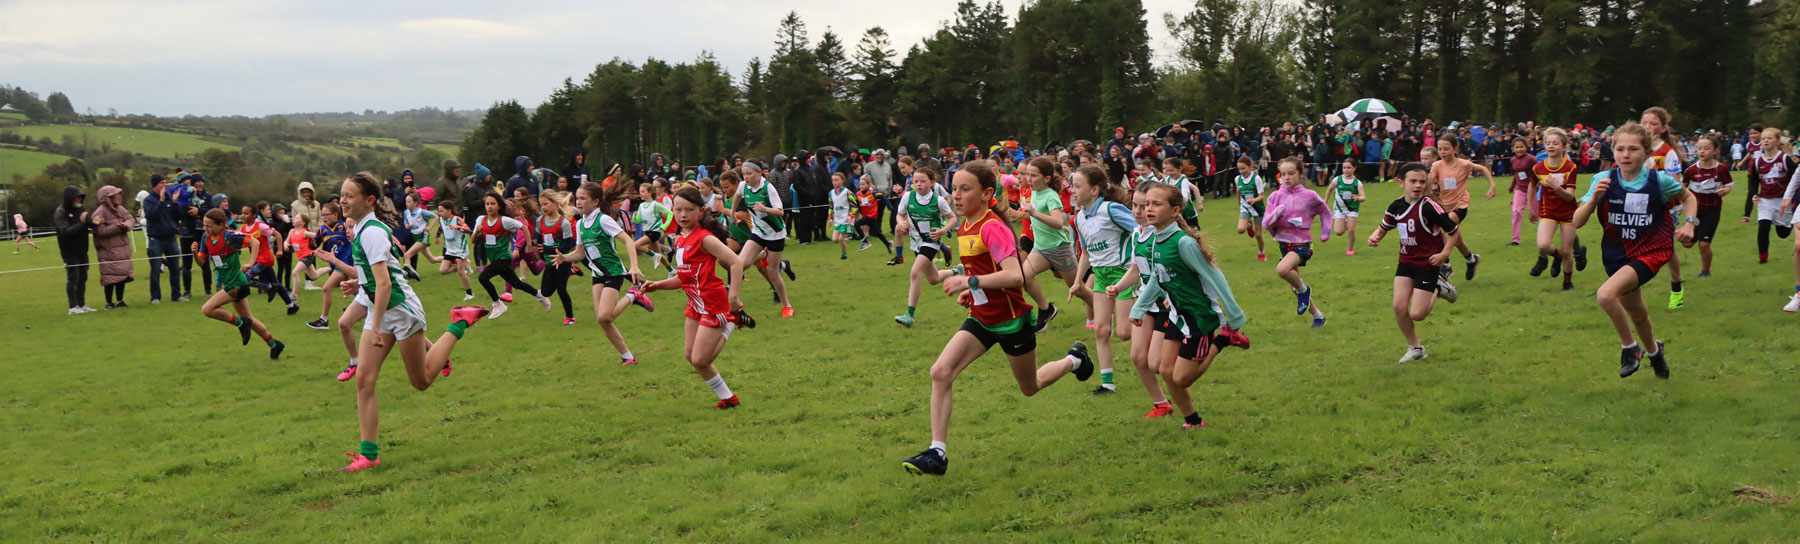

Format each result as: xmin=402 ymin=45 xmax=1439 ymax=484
xmin=1129 ymin=182 xmax=1248 ymax=430
xmin=193 ymin=208 xmax=284 ymax=360
xmin=899 ymin=160 xmax=1095 ymax=478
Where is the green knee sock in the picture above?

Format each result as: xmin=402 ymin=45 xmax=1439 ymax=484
xmin=446 ymin=321 xmax=468 ymax=339
xmin=906 ymin=306 xmax=916 ymax=317
xmin=1101 ymin=369 xmax=1114 ymax=385
xmin=360 ymin=440 xmax=379 ymax=460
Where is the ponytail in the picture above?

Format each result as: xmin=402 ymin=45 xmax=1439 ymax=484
xmin=347 ymin=172 xmax=398 ymax=225
xmin=1145 ymin=181 xmax=1217 ymax=266
xmin=1026 ymin=155 xmax=1061 ymax=192
xmin=1075 ymin=164 xmax=1125 ymax=206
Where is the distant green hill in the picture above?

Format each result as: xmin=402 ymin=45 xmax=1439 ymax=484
xmin=1 ymin=125 xmax=238 ymax=159
xmin=0 ymin=147 xmax=75 ymax=178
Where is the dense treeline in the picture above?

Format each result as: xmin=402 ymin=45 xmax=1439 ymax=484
xmin=463 ymin=0 xmax=1798 ymax=179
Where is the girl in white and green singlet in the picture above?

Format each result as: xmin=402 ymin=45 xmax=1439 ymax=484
xmin=1330 ymin=158 xmax=1367 ymax=256
xmin=554 ymin=181 xmax=655 ymax=366
xmin=1233 ymin=156 xmax=1269 ymax=261
xmin=1070 ymin=164 xmax=1139 ymax=395
xmin=893 ymin=166 xmax=958 ymax=327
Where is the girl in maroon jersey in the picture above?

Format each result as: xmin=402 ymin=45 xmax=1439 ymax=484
xmin=1682 ymin=134 xmax=1733 ymax=278
xmin=1572 ymin=123 xmax=1698 ymax=380
xmin=639 ymin=187 xmax=748 ymax=409
xmin=1749 ymin=128 xmax=1795 ymax=263
xmin=1368 ymin=162 xmax=1462 ymax=363
xmin=899 ymin=159 xmax=1095 ymax=477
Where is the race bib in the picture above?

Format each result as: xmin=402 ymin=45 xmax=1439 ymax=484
xmin=1442 ymin=177 xmax=1459 ymax=190
xmin=674 ymin=249 xmax=685 ymax=267
xmin=1287 ymin=216 xmax=1305 ymax=227
xmin=970 ymin=288 xmax=988 ymax=305
xmin=585 ymin=245 xmax=600 ymax=260
xmin=210 ymin=255 xmax=223 ymax=268
xmin=485 ymin=234 xmax=497 ymax=245
xmin=543 ymin=234 xmax=555 ymax=245
xmin=1549 ymin=173 xmax=1565 ymax=185
xmin=1516 ymin=172 xmax=1529 ymax=181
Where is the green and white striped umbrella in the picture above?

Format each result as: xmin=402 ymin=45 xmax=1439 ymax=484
xmin=1336 ymin=98 xmax=1401 ymax=123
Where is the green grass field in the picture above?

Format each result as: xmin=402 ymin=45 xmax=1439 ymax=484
xmin=2 ymin=179 xmax=1797 ymax=541
xmin=0 ymin=147 xmax=76 ymax=178
xmin=0 ymin=111 xmax=27 ymax=121
xmin=0 ymin=125 xmax=239 ymax=159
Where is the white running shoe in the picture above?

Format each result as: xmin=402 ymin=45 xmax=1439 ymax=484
xmin=489 ymin=301 xmax=509 ymax=319
xmin=537 ymin=294 xmax=552 ymax=312
xmin=650 ymin=252 xmax=664 ymax=270
xmin=1784 ymin=294 xmax=1800 ymax=313
xmin=462 ymin=293 xmax=476 ymax=301
xmin=1398 ymin=345 xmax=1428 ymax=363
xmin=68 ymin=307 xmax=84 ymax=315
xmin=304 ymin=281 xmax=321 ymax=291
xmin=1437 ymin=278 xmax=1458 ymax=304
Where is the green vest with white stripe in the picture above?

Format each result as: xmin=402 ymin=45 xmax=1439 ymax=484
xmin=579 ymin=212 xmax=626 ymax=276
xmin=905 ymin=191 xmax=944 ymax=243
xmin=354 ymin=219 xmax=411 ymax=310
xmin=741 ymin=182 xmax=784 ymax=237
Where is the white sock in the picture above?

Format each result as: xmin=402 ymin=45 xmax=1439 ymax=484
xmin=930 ymin=441 xmax=946 ymax=455
xmin=1312 ymin=307 xmax=1324 ymax=318
xmin=349 ymin=357 xmax=358 ymax=368
xmin=623 ymin=292 xmax=637 ymax=304
xmin=705 ymin=375 xmax=734 ymax=400
xmin=1066 ymin=355 xmax=1082 ymax=372
xmin=1645 ymin=344 xmax=1660 ymax=357
xmin=1622 ymin=342 xmax=1639 ymax=350
xmin=621 ymin=350 xmax=634 ymax=361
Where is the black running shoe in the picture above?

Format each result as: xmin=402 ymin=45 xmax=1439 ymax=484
xmin=1465 ymin=254 xmax=1480 ymax=281
xmin=307 ymin=317 xmax=329 ymax=330
xmin=732 ymin=309 xmax=757 ymax=329
xmin=237 ymin=318 xmax=253 ymax=345
xmin=1530 ymin=255 xmax=1548 ymax=277
xmin=1550 ymin=255 xmax=1563 ymax=278
xmin=1619 ymin=344 xmax=1644 ymax=378
xmin=780 ymin=259 xmax=795 ymax=281
xmin=901 ymin=448 xmax=947 ymax=476
xmin=1648 ymin=340 xmax=1669 ymax=379
xmin=1068 ymin=342 xmax=1094 ymax=381
xmin=286 ymin=303 xmax=300 ymax=316
xmin=1562 ymin=281 xmax=1573 ymax=291
xmin=1090 ymin=385 xmax=1116 ymax=397
xmin=1033 ymin=303 xmax=1060 ymax=334
xmin=268 ymin=339 xmax=285 ymax=360
xmin=1575 ymin=244 xmax=1588 ymax=271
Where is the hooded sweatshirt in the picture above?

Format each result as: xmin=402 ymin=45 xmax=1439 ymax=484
xmin=505 ymin=156 xmax=539 ymax=196
xmin=142 ymin=182 xmax=180 ymax=239
xmin=290 ymin=181 xmax=321 ymax=227
xmin=91 ymin=185 xmax=135 ymax=285
xmin=54 ymin=185 xmax=90 ymax=261
xmin=439 ymin=158 xmax=462 ymax=206
xmin=562 ymin=147 xmax=590 ymax=185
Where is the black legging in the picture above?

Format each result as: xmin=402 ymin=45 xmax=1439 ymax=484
xmin=103 ymin=282 xmax=128 ymax=305
xmin=1757 ymin=220 xmax=1792 ymax=255
xmin=854 ymin=217 xmax=889 ymax=248
xmin=539 ymin=261 xmax=573 ymax=318
xmin=479 ymin=257 xmax=538 ymax=301
xmin=277 ymin=252 xmax=293 ymax=290
xmin=1745 ymin=186 xmax=1759 ymax=219
xmin=181 ymin=235 xmax=206 ymax=296
xmin=64 ymin=257 xmax=89 ymax=309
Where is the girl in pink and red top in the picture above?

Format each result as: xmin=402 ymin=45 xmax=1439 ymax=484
xmin=898 ymin=160 xmax=1095 ymax=477
xmin=12 ymin=213 xmax=39 ymax=252
xmin=1506 ymin=138 xmax=1539 ymax=245
xmin=1261 ymin=158 xmax=1332 ymax=328
xmin=640 ymin=186 xmax=749 ymax=410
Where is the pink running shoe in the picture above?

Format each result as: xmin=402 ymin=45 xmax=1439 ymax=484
xmin=336 ymin=364 xmax=357 ymax=382
xmin=620 ymin=356 xmax=638 ymax=366
xmin=499 ymin=292 xmax=514 ymax=303
xmin=441 ymin=359 xmax=453 ymax=377
xmin=628 ymin=286 xmax=655 ymax=312
xmin=449 ymin=305 xmax=490 ymax=327
xmin=562 ymin=317 xmax=577 ymax=325
xmin=1182 ymin=421 xmax=1205 ymax=430
xmin=1345 ymin=249 xmax=1356 ymax=256
xmin=1257 ymin=253 xmax=1267 ymax=262
xmin=338 ymin=452 xmax=380 ymax=473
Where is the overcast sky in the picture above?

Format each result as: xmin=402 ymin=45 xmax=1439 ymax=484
xmin=0 ymin=0 xmax=1194 ymax=117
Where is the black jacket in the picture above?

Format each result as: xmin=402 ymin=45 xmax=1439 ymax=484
xmin=53 ymin=185 xmax=90 ymax=261
xmin=562 ymin=147 xmax=590 ymax=185
xmin=142 ymin=187 xmax=180 ymax=239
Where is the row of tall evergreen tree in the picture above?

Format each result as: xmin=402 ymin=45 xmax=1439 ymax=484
xmin=462 ymin=0 xmax=1799 ymax=178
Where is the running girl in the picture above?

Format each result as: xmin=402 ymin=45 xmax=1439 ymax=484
xmin=634 ymin=182 xmax=675 ymax=269
xmin=1749 ymin=127 xmax=1793 ymax=263
xmin=1107 ymin=183 xmax=1171 ymax=418
xmin=335 ymin=172 xmax=492 ymax=473
xmin=474 ymin=192 xmax=551 ymax=319
xmin=1262 ymin=158 xmax=1331 ymax=328
xmin=1132 ymin=181 xmax=1247 ymax=429
xmin=900 ymin=159 xmax=1095 ymax=477
xmin=893 ymin=166 xmax=957 ymax=328
xmin=1161 ymin=157 xmax=1204 ymax=225
xmin=1529 ymin=128 xmax=1588 ymax=291
xmin=733 ymin=163 xmax=795 ymax=318
xmin=1641 ymin=107 xmax=1689 ymax=309
xmin=1681 ymin=134 xmax=1732 ymax=280
xmin=638 ymin=187 xmax=750 ymax=408
xmin=398 ymin=192 xmax=441 ymax=280
xmin=537 ymin=191 xmax=579 ymax=324
xmin=192 ymin=208 xmax=286 ymax=359
xmin=237 ymin=204 xmax=300 ymax=315
xmin=1014 ymin=156 xmax=1092 ymax=334
xmin=1506 ymin=137 xmax=1539 ymax=246
xmin=1233 ymin=156 xmax=1268 ymax=262
xmin=1368 ymin=162 xmax=1461 ymax=363
xmin=1329 ymin=158 xmax=1366 ymax=256
xmin=1070 ymin=164 xmax=1138 ymax=396
xmin=1427 ymin=137 xmax=1495 ymax=281
xmin=285 ymin=213 xmax=320 ymax=293
xmin=554 ymin=181 xmax=654 ymax=365
xmin=829 ymin=172 xmax=854 ymax=259
xmin=1571 ymin=122 xmax=1698 ymax=380
xmin=854 ymin=174 xmax=891 ymax=252
xmin=434 ymin=200 xmax=474 ymax=300
xmin=12 ymin=213 xmax=40 ymax=253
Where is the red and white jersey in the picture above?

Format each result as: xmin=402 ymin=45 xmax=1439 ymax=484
xmin=1380 ymin=196 xmax=1459 ymax=270
xmin=675 ymin=228 xmax=728 ymax=316
xmin=1752 ymin=151 xmax=1792 ymax=198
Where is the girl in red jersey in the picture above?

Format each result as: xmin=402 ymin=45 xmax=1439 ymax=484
xmin=1506 ymin=138 xmax=1539 ymax=246
xmin=1681 ymin=134 xmax=1733 ymax=278
xmin=473 ymin=193 xmax=551 ymax=319
xmin=899 ymin=160 xmax=1095 ymax=477
xmin=536 ymin=191 xmax=578 ymax=324
xmin=1641 ymin=107 xmax=1690 ymax=309
xmin=1528 ymin=128 xmax=1589 ymax=290
xmin=1749 ymin=127 xmax=1795 ymax=263
xmin=639 ymin=187 xmax=749 ymax=409
xmin=1368 ymin=162 xmax=1461 ymax=363
xmin=1572 ymin=122 xmax=1698 ymax=380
